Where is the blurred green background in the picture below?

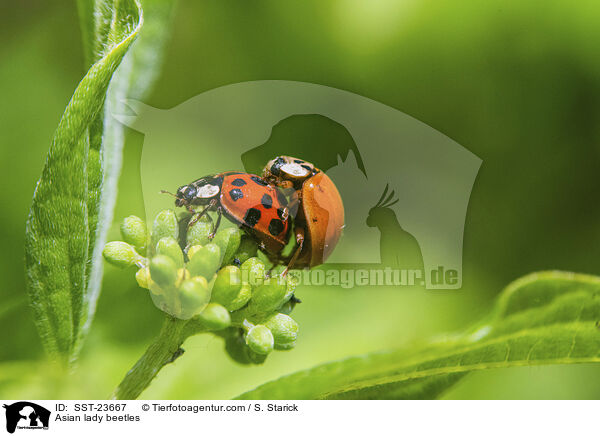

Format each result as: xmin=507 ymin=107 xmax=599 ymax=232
xmin=2 ymin=0 xmax=600 ymax=399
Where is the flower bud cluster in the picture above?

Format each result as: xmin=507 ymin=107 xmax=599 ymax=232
xmin=103 ymin=210 xmax=300 ymax=363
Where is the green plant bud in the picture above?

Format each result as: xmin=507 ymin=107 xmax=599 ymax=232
xmin=247 ymin=277 xmax=288 ymax=315
xmin=211 ymin=265 xmax=243 ymax=309
xmin=227 ymin=283 xmax=252 ymax=311
xmin=234 ymin=236 xmax=258 ymax=264
xmin=156 ymin=236 xmax=184 ymax=268
xmin=148 ymin=281 xmax=164 ymax=297
xmin=228 ymin=306 xmax=252 ymax=325
xmin=241 ymin=257 xmax=266 ymax=287
xmin=222 ymin=328 xmax=249 ymax=364
xmin=274 ymin=340 xmax=296 ymax=351
xmin=197 ymin=303 xmax=231 ymax=330
xmin=247 ymin=349 xmax=269 ymax=364
xmin=283 ymin=273 xmax=299 ymax=301
xmin=152 ymin=210 xmax=179 ymax=248
xmin=212 ymin=227 xmax=241 ymax=265
xmin=207 ymin=273 xmax=217 ymax=290
xmin=222 ymin=328 xmax=253 ymax=365
xmin=149 ymin=254 xmax=178 ymax=288
xmin=178 ymin=278 xmax=211 ymax=319
xmin=175 ymin=268 xmax=191 ymax=288
xmin=270 ymin=265 xmax=287 ymax=277
xmin=190 ymin=275 xmax=209 ymax=287
xmin=278 ymin=298 xmax=299 ymax=315
xmin=148 ymin=289 xmax=168 ymax=309
xmin=187 ymin=243 xmax=222 ymax=279
xmin=187 ymin=244 xmax=203 ymax=259
xmin=135 ymin=267 xmax=151 ymax=289
xmin=245 ymin=325 xmax=274 ymax=355
xmin=186 ymin=215 xmax=212 ymax=247
xmin=120 ymin=215 xmax=148 ymax=254
xmin=103 ymin=241 xmax=142 ymax=268
xmin=265 ymin=313 xmax=298 ymax=349
xmin=256 ymin=250 xmax=272 ymax=267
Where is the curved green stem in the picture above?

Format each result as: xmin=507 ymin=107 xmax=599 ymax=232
xmin=112 ymin=316 xmax=199 ymax=399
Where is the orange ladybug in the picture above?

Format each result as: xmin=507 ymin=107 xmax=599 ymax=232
xmin=170 ymin=172 xmax=290 ymax=254
xmin=262 ymin=156 xmax=344 ymax=270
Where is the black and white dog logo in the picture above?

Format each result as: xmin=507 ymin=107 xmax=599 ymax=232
xmin=3 ymin=402 xmax=50 ymax=433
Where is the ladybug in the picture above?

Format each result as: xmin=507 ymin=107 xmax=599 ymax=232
xmin=262 ymin=156 xmax=344 ymax=269
xmin=169 ymin=172 xmax=291 ymax=255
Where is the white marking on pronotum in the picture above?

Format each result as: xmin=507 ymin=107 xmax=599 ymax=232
xmin=197 ymin=184 xmax=220 ymax=198
xmin=282 ymin=162 xmax=310 ymax=177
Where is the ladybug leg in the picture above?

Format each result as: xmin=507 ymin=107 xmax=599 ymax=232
xmin=263 ymin=177 xmax=293 ymax=190
xmin=188 ymin=199 xmax=217 ymax=228
xmin=208 ymin=206 xmax=223 ymax=240
xmin=278 ymin=180 xmax=294 ymax=190
xmin=281 ymin=227 xmax=305 ymax=277
xmin=285 ymin=190 xmax=301 ymax=219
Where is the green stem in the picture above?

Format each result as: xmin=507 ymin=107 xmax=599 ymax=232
xmin=111 ymin=316 xmax=192 ymax=400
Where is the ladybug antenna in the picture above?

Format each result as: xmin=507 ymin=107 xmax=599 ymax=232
xmin=160 ymin=190 xmax=178 ymax=198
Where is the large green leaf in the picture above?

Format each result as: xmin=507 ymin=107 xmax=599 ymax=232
xmin=237 ymin=271 xmax=600 ymax=399
xmin=25 ymin=0 xmax=142 ymax=364
xmin=26 ymin=0 xmax=176 ymax=364
xmin=77 ymin=0 xmax=176 ymax=359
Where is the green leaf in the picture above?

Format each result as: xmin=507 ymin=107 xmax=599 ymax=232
xmin=80 ymin=0 xmax=176 ymax=359
xmin=25 ymin=0 xmax=142 ymax=364
xmin=237 ymin=271 xmax=600 ymax=399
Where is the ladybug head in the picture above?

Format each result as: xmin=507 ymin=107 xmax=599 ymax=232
xmin=264 ymin=156 xmax=317 ymax=184
xmin=174 ymin=184 xmax=196 ymax=207
xmin=174 ymin=177 xmax=222 ymax=207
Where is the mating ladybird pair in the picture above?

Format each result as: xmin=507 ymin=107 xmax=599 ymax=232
xmin=167 ymin=156 xmax=344 ymax=273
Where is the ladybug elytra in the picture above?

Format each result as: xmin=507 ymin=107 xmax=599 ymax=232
xmin=263 ymin=156 xmax=344 ymax=270
xmin=171 ymin=172 xmax=291 ymax=255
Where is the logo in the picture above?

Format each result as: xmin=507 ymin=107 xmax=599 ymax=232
xmin=3 ymin=402 xmax=50 ymax=433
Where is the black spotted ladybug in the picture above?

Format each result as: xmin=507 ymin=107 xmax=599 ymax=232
xmin=169 ymin=172 xmax=290 ymax=255
xmin=262 ymin=156 xmax=344 ymax=270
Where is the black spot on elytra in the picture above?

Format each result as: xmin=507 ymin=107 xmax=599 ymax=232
xmin=301 ymin=164 xmax=312 ymax=172
xmin=251 ymin=176 xmax=267 ymax=186
xmin=294 ymin=159 xmax=304 ymax=164
xmin=244 ymin=208 xmax=261 ymax=227
xmin=261 ymin=194 xmax=273 ymax=209
xmin=229 ymin=189 xmax=244 ymax=201
xmin=269 ymin=218 xmax=285 ymax=236
xmin=231 ymin=178 xmax=247 ymax=187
